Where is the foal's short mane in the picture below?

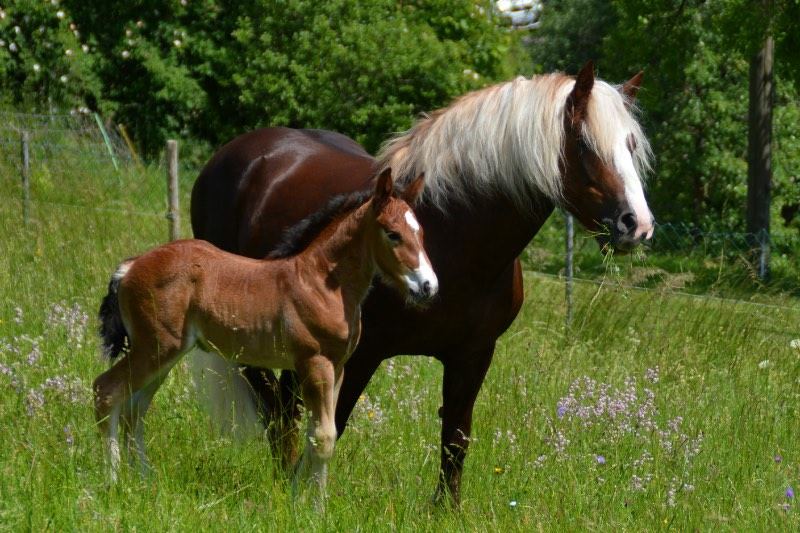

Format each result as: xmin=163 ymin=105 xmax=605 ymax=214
xmin=378 ymin=73 xmax=652 ymax=212
xmin=268 ymin=190 xmax=373 ymax=259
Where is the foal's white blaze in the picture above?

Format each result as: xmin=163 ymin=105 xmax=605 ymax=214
xmin=613 ymin=136 xmax=654 ymax=240
xmin=404 ymin=209 xmax=420 ymax=232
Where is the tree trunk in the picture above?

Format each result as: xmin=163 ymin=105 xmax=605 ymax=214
xmin=746 ymin=35 xmax=774 ymax=279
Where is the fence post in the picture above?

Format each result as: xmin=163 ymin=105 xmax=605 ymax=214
xmin=21 ymin=131 xmax=30 ymax=225
xmin=166 ymin=140 xmax=180 ymax=241
xmin=565 ymin=211 xmax=574 ymax=327
xmin=93 ymin=112 xmax=119 ymax=172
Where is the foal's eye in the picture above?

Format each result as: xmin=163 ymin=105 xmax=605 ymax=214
xmin=385 ymin=231 xmax=402 ymax=243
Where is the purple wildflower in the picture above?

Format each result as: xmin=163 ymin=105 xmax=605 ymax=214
xmin=775 ymin=454 xmax=783 ymax=464
xmin=787 ymin=486 xmax=795 ymax=499
xmin=596 ymin=455 xmax=606 ymax=465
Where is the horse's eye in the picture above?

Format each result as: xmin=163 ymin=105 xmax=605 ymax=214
xmin=385 ymin=231 xmax=402 ymax=243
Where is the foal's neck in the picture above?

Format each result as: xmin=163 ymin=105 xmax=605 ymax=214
xmin=305 ymin=202 xmax=376 ymax=300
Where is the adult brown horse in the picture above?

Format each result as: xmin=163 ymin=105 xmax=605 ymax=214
xmin=190 ymin=62 xmax=654 ymax=504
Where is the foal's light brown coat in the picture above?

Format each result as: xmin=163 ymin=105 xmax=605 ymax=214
xmin=93 ymin=170 xmax=435 ymax=493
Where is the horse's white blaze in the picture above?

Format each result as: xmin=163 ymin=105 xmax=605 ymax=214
xmin=404 ymin=210 xmax=420 ymax=232
xmin=613 ymin=137 xmax=654 ymax=240
xmin=402 ymin=251 xmax=438 ymax=296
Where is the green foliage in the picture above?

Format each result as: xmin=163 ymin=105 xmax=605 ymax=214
xmin=0 ymin=1 xmax=100 ymax=109
xmin=2 ymin=0 xmax=511 ymax=157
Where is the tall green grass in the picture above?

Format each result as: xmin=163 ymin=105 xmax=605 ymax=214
xmin=1 ymin=156 xmax=799 ymax=530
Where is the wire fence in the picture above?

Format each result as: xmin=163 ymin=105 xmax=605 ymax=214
xmin=2 ymin=112 xmax=798 ymax=323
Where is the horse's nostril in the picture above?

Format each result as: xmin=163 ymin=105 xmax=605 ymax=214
xmin=619 ymin=211 xmax=637 ymax=234
xmin=423 ymin=280 xmax=431 ymax=296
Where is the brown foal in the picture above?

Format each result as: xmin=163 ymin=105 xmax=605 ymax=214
xmin=92 ymin=169 xmax=436 ymax=495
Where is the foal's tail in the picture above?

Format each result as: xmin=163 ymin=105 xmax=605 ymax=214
xmin=98 ymin=258 xmax=135 ymax=360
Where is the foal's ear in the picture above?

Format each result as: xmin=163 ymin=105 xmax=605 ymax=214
xmin=566 ymin=60 xmax=595 ymax=125
xmin=373 ymin=167 xmax=394 ymax=211
xmin=621 ymin=70 xmax=644 ymax=103
xmin=401 ymin=173 xmax=425 ymax=205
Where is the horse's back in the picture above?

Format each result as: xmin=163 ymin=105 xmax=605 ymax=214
xmin=191 ymin=128 xmax=376 ymax=257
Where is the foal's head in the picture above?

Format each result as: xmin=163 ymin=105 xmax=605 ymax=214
xmin=368 ymin=169 xmax=438 ymax=305
xmin=561 ymin=61 xmax=655 ymax=253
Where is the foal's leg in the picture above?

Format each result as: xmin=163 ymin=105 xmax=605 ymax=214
xmin=293 ymin=355 xmax=338 ymax=498
xmin=94 ymin=346 xmax=180 ymax=480
xmin=123 ymin=375 xmax=168 ymax=476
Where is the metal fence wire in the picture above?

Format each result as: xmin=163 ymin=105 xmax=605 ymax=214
xmin=0 ymin=111 xmax=132 ymax=169
xmin=2 ymin=113 xmax=798 ymax=309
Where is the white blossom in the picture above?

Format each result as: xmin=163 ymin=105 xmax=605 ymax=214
xmin=121 ymin=50 xmax=130 ymax=58
xmin=9 ymin=42 xmax=18 ymax=52
xmin=81 ymin=44 xmax=89 ymax=53
xmin=32 ymin=63 xmax=41 ymax=72
xmin=60 ymin=75 xmax=68 ymax=83
xmin=173 ymin=39 xmax=182 ymax=47
xmin=758 ymin=359 xmax=770 ymax=370
xmin=56 ymin=10 xmax=65 ymax=19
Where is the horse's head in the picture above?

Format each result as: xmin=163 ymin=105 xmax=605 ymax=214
xmin=369 ymin=168 xmax=438 ymax=305
xmin=561 ymin=61 xmax=654 ymax=253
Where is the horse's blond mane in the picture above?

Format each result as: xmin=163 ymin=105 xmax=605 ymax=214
xmin=378 ymin=73 xmax=652 ymax=212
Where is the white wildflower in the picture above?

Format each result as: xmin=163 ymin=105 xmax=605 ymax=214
xmin=9 ymin=42 xmax=17 ymax=52
xmin=121 ymin=50 xmax=130 ymax=58
xmin=790 ymin=339 xmax=800 ymax=350
xmin=60 ymin=75 xmax=68 ymax=83
xmin=65 ymin=48 xmax=73 ymax=56
xmin=758 ymin=359 xmax=770 ymax=370
xmin=173 ymin=39 xmax=182 ymax=47
xmin=56 ymin=10 xmax=65 ymax=19
xmin=81 ymin=44 xmax=89 ymax=53
xmin=32 ymin=63 xmax=41 ymax=72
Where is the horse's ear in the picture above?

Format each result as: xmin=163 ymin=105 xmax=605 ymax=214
xmin=566 ymin=60 xmax=595 ymax=125
xmin=621 ymin=70 xmax=644 ymax=103
xmin=373 ymin=167 xmax=394 ymax=211
xmin=401 ymin=173 xmax=425 ymax=205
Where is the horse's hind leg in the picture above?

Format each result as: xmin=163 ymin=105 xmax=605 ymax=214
xmin=123 ymin=375 xmax=168 ymax=476
xmin=293 ymin=355 xmax=338 ymax=502
xmin=93 ymin=347 xmax=179 ymax=480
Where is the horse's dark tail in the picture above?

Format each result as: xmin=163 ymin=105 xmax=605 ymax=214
xmin=98 ymin=259 xmax=135 ymax=360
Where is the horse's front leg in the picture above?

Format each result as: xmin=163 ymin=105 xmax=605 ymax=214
xmin=293 ymin=354 xmax=339 ymax=501
xmin=434 ymin=343 xmax=495 ymax=506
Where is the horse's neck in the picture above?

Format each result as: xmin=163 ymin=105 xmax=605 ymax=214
xmin=422 ymin=190 xmax=554 ymax=283
xmin=305 ymin=203 xmax=376 ymax=299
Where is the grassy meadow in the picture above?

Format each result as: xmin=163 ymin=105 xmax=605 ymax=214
xmin=1 ymin=153 xmax=799 ymax=531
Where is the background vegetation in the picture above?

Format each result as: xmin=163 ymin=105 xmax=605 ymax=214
xmin=2 ymin=0 xmax=798 ymax=237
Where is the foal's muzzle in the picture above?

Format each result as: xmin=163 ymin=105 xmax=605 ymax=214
xmin=404 ymin=270 xmax=439 ymax=305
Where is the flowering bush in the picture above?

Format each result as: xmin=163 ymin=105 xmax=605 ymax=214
xmin=0 ymin=0 xmax=99 ymax=109
xmin=2 ymin=0 xmax=513 ymax=157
